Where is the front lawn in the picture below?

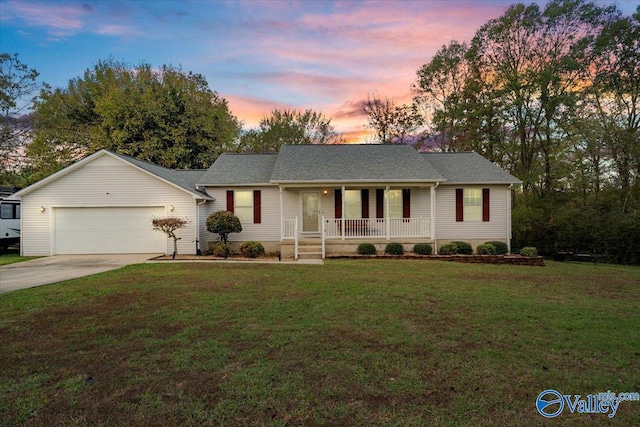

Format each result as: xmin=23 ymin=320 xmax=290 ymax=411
xmin=1 ymin=260 xmax=638 ymax=425
xmin=0 ymin=251 xmax=40 ymax=266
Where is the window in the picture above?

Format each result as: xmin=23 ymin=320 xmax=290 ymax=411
xmin=0 ymin=203 xmax=19 ymax=219
xmin=456 ymin=188 xmax=489 ymax=222
xmin=387 ymin=190 xmax=403 ymax=219
xmin=226 ymin=190 xmax=261 ymax=224
xmin=234 ymin=190 xmax=253 ymax=223
xmin=464 ymin=189 xmax=482 ymax=221
xmin=344 ymin=190 xmax=361 ymax=219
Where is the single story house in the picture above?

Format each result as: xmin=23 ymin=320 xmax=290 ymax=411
xmin=12 ymin=144 xmax=520 ymax=259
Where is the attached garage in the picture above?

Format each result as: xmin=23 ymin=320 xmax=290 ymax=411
xmin=53 ymin=207 xmax=167 ymax=254
xmin=12 ymin=150 xmax=213 ymax=256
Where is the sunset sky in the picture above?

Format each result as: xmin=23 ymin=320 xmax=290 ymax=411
xmin=1 ymin=0 xmax=636 ymax=142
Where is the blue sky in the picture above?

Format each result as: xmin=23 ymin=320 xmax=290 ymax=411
xmin=1 ymin=0 xmax=637 ymax=141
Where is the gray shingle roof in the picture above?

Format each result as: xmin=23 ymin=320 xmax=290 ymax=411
xmin=422 ymin=152 xmax=520 ymax=184
xmin=270 ymin=144 xmax=445 ymax=183
xmin=110 ymin=152 xmax=211 ymax=198
xmin=197 ymin=153 xmax=278 ymax=185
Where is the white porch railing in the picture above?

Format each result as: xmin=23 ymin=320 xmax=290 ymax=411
xmin=282 ymin=216 xmax=299 ymax=260
xmin=323 ymin=218 xmax=430 ymax=240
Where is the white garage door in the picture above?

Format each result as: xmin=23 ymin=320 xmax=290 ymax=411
xmin=54 ymin=207 xmax=167 ymax=254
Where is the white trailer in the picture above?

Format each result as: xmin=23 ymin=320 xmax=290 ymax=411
xmin=0 ymin=200 xmax=20 ymax=250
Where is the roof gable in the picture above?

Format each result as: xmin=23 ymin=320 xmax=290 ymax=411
xmin=13 ymin=150 xmax=211 ymax=199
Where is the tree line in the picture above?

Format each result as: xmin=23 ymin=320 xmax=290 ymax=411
xmin=1 ymin=0 xmax=638 ymax=263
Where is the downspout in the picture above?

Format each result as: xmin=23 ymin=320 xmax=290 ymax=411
xmin=196 ymin=198 xmax=207 ymax=255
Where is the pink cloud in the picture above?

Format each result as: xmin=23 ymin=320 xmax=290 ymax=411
xmin=1 ymin=0 xmax=86 ymax=36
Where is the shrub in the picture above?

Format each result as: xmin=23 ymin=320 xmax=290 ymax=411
xmin=451 ymin=241 xmax=473 ymax=255
xmin=384 ymin=243 xmax=404 ymax=255
xmin=485 ymin=241 xmax=509 ymax=255
xmin=413 ymin=243 xmax=432 ymax=255
xmin=206 ymin=211 xmax=242 ymax=244
xmin=357 ymin=243 xmax=377 ymax=255
xmin=519 ymin=246 xmax=538 ymax=257
xmin=211 ymin=242 xmax=231 ymax=258
xmin=439 ymin=242 xmax=458 ymax=255
xmin=239 ymin=241 xmax=265 ymax=258
xmin=477 ymin=243 xmax=497 ymax=255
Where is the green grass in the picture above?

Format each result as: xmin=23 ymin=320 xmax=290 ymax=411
xmin=0 ymin=260 xmax=638 ymax=426
xmin=0 ymin=252 xmax=40 ymax=266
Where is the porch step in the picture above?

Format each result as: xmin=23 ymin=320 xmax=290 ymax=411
xmin=297 ymin=243 xmax=323 ymax=260
xmin=298 ymin=251 xmax=323 ymax=260
xmin=298 ymin=245 xmax=323 ymax=253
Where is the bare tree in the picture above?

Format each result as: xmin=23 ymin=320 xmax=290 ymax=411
xmin=0 ymin=53 xmax=45 ymax=172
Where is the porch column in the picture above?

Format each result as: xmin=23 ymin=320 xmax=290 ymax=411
xmin=385 ymin=186 xmax=390 ymax=240
xmin=279 ymin=186 xmax=284 ymax=240
xmin=341 ymin=185 xmax=345 ymax=240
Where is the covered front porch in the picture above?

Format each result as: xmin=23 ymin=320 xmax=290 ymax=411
xmin=279 ymin=184 xmax=436 ymax=259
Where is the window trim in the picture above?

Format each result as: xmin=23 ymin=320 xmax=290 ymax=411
xmin=456 ymin=188 xmax=490 ymax=222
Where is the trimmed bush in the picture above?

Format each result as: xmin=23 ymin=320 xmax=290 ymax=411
xmin=239 ymin=241 xmax=265 ymax=258
xmin=211 ymin=242 xmax=231 ymax=258
xmin=206 ymin=210 xmax=242 ymax=244
xmin=413 ymin=243 xmax=433 ymax=255
xmin=519 ymin=247 xmax=538 ymax=257
xmin=451 ymin=241 xmax=473 ymax=255
xmin=384 ymin=242 xmax=404 ymax=255
xmin=486 ymin=241 xmax=509 ymax=255
xmin=477 ymin=243 xmax=497 ymax=255
xmin=357 ymin=243 xmax=377 ymax=255
xmin=439 ymin=242 xmax=458 ymax=255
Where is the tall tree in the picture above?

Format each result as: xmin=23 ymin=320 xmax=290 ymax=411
xmin=0 ymin=53 xmax=45 ymax=179
xmin=362 ymin=93 xmax=422 ymax=144
xmin=28 ymin=59 xmax=240 ymax=177
xmin=588 ymin=7 xmax=640 ymax=192
xmin=238 ymin=108 xmax=341 ymax=153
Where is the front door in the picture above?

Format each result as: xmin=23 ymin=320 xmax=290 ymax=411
xmin=302 ymin=191 xmax=320 ymax=233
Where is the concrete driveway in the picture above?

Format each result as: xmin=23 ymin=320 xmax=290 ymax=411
xmin=0 ymin=254 xmax=159 ymax=294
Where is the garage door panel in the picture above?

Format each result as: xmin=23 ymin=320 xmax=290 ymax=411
xmin=54 ymin=207 xmax=166 ymax=254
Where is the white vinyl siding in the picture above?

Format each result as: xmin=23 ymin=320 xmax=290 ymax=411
xmin=205 ymin=186 xmax=280 ymax=243
xmin=435 ymin=185 xmax=508 ymax=240
xmin=19 ymin=154 xmax=198 ymax=256
xmin=464 ymin=189 xmax=482 ymax=222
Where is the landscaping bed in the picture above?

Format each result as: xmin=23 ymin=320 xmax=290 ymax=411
xmin=151 ymin=254 xmax=280 ymax=261
xmin=328 ymin=253 xmax=545 ymax=266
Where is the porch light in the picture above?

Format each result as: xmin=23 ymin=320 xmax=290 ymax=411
xmin=322 ymin=189 xmax=328 ymax=196
xmin=169 ymin=204 xmax=175 ymax=212
xmin=40 ymin=206 xmax=45 ymax=213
